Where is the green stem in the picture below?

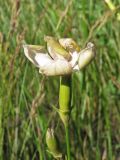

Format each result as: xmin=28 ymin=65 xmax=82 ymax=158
xmin=59 ymin=75 xmax=72 ymax=160
xmin=65 ymin=126 xmax=71 ymax=160
xmin=59 ymin=75 xmax=71 ymax=126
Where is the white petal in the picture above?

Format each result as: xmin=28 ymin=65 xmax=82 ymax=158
xmin=59 ymin=38 xmax=73 ymax=48
xmin=78 ymin=42 xmax=96 ymax=69
xmin=70 ymin=51 xmax=79 ymax=68
xmin=59 ymin=38 xmax=80 ymax=52
xmin=34 ymin=54 xmax=53 ymax=67
xmin=39 ymin=59 xmax=72 ymax=76
xmin=23 ymin=44 xmax=50 ymax=67
xmin=73 ymin=64 xmax=79 ymax=71
xmin=23 ymin=44 xmax=72 ymax=76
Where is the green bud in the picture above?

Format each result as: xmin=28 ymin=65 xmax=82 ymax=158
xmin=46 ymin=128 xmax=62 ymax=159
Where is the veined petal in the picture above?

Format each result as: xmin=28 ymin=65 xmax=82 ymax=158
xmin=23 ymin=44 xmax=72 ymax=76
xmin=59 ymin=38 xmax=80 ymax=71
xmin=39 ymin=59 xmax=72 ymax=76
xmin=78 ymin=42 xmax=96 ymax=69
xmin=44 ymin=36 xmax=72 ymax=61
xmin=23 ymin=44 xmax=51 ymax=67
xmin=59 ymin=38 xmax=80 ymax=53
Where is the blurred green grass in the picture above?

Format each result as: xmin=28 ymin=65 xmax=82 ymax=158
xmin=0 ymin=0 xmax=120 ymax=159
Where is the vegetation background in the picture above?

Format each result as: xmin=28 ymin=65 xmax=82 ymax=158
xmin=0 ymin=0 xmax=120 ymax=159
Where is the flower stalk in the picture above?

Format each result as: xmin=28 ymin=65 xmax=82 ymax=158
xmin=59 ymin=75 xmax=71 ymax=127
xmin=59 ymin=75 xmax=72 ymax=160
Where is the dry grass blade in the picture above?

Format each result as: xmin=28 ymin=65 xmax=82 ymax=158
xmin=56 ymin=0 xmax=73 ymax=31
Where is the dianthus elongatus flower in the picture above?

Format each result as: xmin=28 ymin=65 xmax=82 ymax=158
xmin=23 ymin=36 xmax=95 ymax=76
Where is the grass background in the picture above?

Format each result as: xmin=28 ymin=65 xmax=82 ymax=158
xmin=0 ymin=0 xmax=120 ymax=159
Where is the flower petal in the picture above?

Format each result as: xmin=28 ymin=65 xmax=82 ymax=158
xmin=44 ymin=36 xmax=72 ymax=61
xmin=23 ymin=44 xmax=72 ymax=76
xmin=39 ymin=59 xmax=72 ymax=76
xmin=70 ymin=51 xmax=79 ymax=68
xmin=78 ymin=42 xmax=96 ymax=69
xmin=59 ymin=38 xmax=80 ymax=53
xmin=23 ymin=44 xmax=50 ymax=67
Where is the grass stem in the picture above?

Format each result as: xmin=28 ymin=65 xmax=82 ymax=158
xmin=65 ymin=126 xmax=71 ymax=160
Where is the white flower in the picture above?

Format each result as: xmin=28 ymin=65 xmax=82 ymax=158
xmin=23 ymin=37 xmax=95 ymax=76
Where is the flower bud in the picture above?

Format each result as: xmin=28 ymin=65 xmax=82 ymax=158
xmin=78 ymin=42 xmax=95 ymax=70
xmin=46 ymin=128 xmax=62 ymax=159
